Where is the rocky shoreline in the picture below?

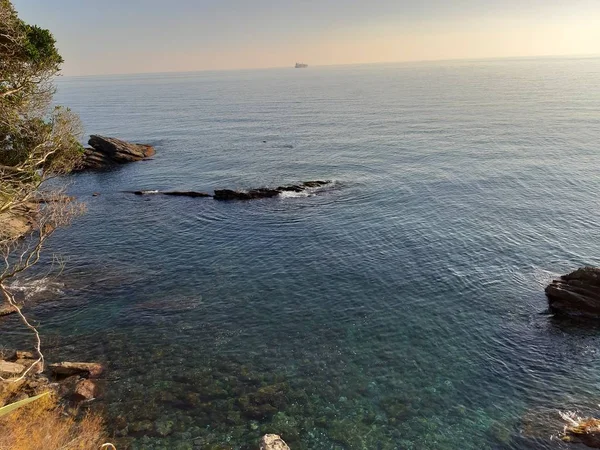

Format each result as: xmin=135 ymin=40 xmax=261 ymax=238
xmin=0 ymin=350 xmax=293 ymax=449
xmin=0 ymin=351 xmax=104 ymax=405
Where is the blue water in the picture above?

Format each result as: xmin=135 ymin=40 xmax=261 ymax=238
xmin=4 ymin=57 xmax=600 ymax=449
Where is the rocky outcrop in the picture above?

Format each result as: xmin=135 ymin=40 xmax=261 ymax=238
xmin=546 ymin=267 xmax=600 ymax=318
xmin=214 ymin=188 xmax=281 ymax=201
xmin=213 ymin=181 xmax=330 ymax=200
xmin=128 ymin=190 xmax=212 ymax=197
xmin=0 ymin=351 xmax=103 ymax=408
xmin=162 ymin=191 xmax=212 ymax=198
xmin=125 ymin=180 xmax=332 ymax=201
xmin=260 ymin=434 xmax=290 ymax=450
xmin=79 ymin=135 xmax=155 ymax=170
xmin=0 ymin=360 xmax=26 ymax=376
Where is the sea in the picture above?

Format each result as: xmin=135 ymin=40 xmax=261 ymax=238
xmin=3 ymin=56 xmax=600 ymax=450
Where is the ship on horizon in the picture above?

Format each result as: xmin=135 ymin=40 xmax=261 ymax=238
xmin=295 ymin=62 xmax=308 ymax=68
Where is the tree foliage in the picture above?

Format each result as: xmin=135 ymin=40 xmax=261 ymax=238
xmin=1 ymin=0 xmax=83 ymax=218
xmin=0 ymin=0 xmax=84 ymax=371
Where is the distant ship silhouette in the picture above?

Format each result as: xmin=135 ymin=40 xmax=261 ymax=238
xmin=295 ymin=63 xmax=308 ymax=68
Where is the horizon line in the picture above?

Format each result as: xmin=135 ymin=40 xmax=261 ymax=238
xmin=59 ymin=52 xmax=600 ymax=79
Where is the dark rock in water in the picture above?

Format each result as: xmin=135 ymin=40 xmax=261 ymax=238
xmin=214 ymin=181 xmax=332 ymax=201
xmin=78 ymin=135 xmax=155 ymax=170
xmin=214 ymin=188 xmax=281 ymax=201
xmin=277 ymin=185 xmax=304 ymax=193
xmin=162 ymin=191 xmax=212 ymax=198
xmin=546 ymin=267 xmax=600 ymax=318
xmin=127 ymin=181 xmax=333 ymax=201
xmin=302 ymin=180 xmax=329 ymax=188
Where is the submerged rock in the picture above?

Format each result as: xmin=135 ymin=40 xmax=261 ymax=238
xmin=260 ymin=434 xmax=290 ymax=450
xmin=49 ymin=361 xmax=104 ymax=379
xmin=546 ymin=267 xmax=600 ymax=318
xmin=79 ymin=135 xmax=155 ymax=170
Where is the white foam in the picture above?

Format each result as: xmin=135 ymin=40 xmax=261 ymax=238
xmin=279 ymin=191 xmax=311 ymax=198
xmin=8 ymin=277 xmax=65 ymax=300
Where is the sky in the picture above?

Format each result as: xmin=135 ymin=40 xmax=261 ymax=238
xmin=11 ymin=0 xmax=600 ymax=76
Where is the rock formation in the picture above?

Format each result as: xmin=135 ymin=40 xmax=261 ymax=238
xmin=213 ymin=188 xmax=281 ymax=201
xmin=48 ymin=361 xmax=104 ymax=378
xmin=546 ymin=267 xmax=600 ymax=318
xmin=124 ymin=181 xmax=332 ymax=200
xmin=0 ymin=351 xmax=104 ymax=407
xmin=79 ymin=135 xmax=155 ymax=170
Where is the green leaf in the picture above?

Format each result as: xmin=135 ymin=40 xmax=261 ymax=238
xmin=0 ymin=392 xmax=49 ymax=418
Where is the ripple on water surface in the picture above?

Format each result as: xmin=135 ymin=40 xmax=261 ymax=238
xmin=3 ymin=57 xmax=600 ymax=449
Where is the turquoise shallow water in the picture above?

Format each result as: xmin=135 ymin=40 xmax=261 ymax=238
xmin=3 ymin=57 xmax=600 ymax=449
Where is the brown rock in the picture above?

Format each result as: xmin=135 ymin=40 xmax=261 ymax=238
xmin=73 ymin=379 xmax=96 ymax=401
xmin=49 ymin=362 xmax=104 ymax=378
xmin=15 ymin=350 xmax=35 ymax=360
xmin=260 ymin=434 xmax=290 ymax=450
xmin=0 ymin=303 xmax=16 ymax=317
xmin=77 ymin=135 xmax=155 ymax=170
xmin=546 ymin=267 xmax=600 ymax=318
xmin=0 ymin=360 xmax=25 ymax=376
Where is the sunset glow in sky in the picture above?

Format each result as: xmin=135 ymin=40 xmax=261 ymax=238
xmin=12 ymin=0 xmax=600 ymax=75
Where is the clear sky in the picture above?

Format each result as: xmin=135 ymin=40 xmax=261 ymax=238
xmin=11 ymin=0 xmax=600 ymax=76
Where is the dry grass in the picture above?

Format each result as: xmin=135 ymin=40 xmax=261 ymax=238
xmin=0 ymin=390 xmax=108 ymax=450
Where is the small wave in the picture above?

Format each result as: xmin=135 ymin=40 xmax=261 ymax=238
xmin=8 ymin=277 xmax=65 ymax=301
xmin=279 ymin=190 xmax=311 ymax=198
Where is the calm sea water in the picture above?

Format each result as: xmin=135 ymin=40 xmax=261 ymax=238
xmin=4 ymin=57 xmax=600 ymax=449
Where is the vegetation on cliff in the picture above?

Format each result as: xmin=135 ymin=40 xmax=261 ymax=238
xmin=0 ymin=0 xmax=84 ymax=367
xmin=0 ymin=1 xmax=108 ymax=448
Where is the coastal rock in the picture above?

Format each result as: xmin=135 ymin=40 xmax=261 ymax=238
xmin=213 ymin=180 xmax=332 ymax=201
xmin=214 ymin=188 xmax=281 ymax=201
xmin=162 ymin=191 xmax=212 ymax=198
xmin=49 ymin=362 xmax=104 ymax=379
xmin=0 ymin=302 xmax=16 ymax=317
xmin=15 ymin=350 xmax=35 ymax=360
xmin=0 ymin=360 xmax=25 ymax=376
xmin=73 ymin=379 xmax=96 ymax=401
xmin=126 ymin=181 xmax=333 ymax=201
xmin=546 ymin=267 xmax=600 ymax=318
xmin=260 ymin=434 xmax=290 ymax=450
xmin=79 ymin=135 xmax=155 ymax=170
